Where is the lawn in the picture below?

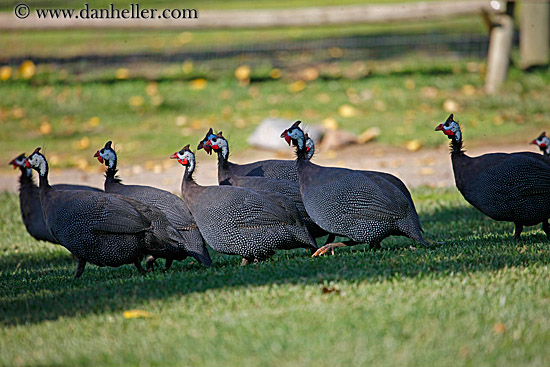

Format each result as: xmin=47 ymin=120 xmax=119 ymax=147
xmin=2 ymin=61 xmax=549 ymax=173
xmin=1 ymin=187 xmax=549 ymax=366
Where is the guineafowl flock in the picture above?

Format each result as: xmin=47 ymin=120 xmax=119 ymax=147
xmin=9 ymin=115 xmax=550 ymax=278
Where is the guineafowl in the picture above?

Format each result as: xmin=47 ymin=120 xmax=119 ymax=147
xmin=281 ymin=121 xmax=427 ymax=255
xmin=201 ymin=132 xmax=328 ymax=242
xmin=197 ymin=128 xmax=298 ymax=182
xmin=24 ymin=148 xmax=183 ymax=278
xmin=531 ymin=132 xmax=550 ymax=157
xmin=94 ymin=141 xmax=211 ymax=270
xmin=9 ymin=153 xmax=101 ymax=244
xmin=171 ymin=144 xmax=317 ymax=263
xmin=436 ymin=114 xmax=550 ymax=239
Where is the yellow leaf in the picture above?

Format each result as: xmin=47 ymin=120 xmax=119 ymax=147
xmin=338 ymin=104 xmax=357 ymax=118
xmin=234 ymin=65 xmax=251 ymax=81
xmin=77 ymin=136 xmax=90 ymax=150
xmin=19 ymin=60 xmax=36 ymax=79
xmin=89 ymin=116 xmax=100 ymax=127
xmin=406 ymin=139 xmax=423 ymax=152
xmin=302 ymin=67 xmax=319 ymax=81
xmin=39 ymin=121 xmax=52 ymax=135
xmin=116 ymin=68 xmax=129 ymax=80
xmin=0 ymin=66 xmax=12 ymax=81
xmin=443 ymin=99 xmax=459 ymax=113
xmin=323 ymin=117 xmax=339 ymax=130
xmin=493 ymin=322 xmax=506 ymax=334
xmin=146 ymin=82 xmax=158 ymax=96
xmin=288 ymin=80 xmax=306 ymax=93
xmin=357 ymin=127 xmax=381 ymax=144
xmin=129 ymin=95 xmax=144 ymax=107
xmin=270 ymin=68 xmax=282 ymax=79
xmin=123 ymin=309 xmax=152 ymax=319
xmin=176 ymin=31 xmax=193 ymax=45
xmin=461 ymin=84 xmax=476 ymax=96
xmin=190 ymin=78 xmax=207 ymax=90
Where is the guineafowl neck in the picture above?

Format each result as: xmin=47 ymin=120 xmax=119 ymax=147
xmin=450 ymin=137 xmax=464 ymax=156
xmin=37 ymin=171 xmax=51 ymax=191
xmin=217 ymin=153 xmax=232 ymax=184
xmin=105 ymin=167 xmax=122 ymax=186
xmin=19 ymin=168 xmax=34 ymax=186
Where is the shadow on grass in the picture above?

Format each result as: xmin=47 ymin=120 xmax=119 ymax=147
xmin=1 ymin=204 xmax=549 ymax=326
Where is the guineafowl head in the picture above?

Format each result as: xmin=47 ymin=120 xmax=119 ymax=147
xmin=280 ymin=121 xmax=306 ymax=150
xmin=530 ymin=132 xmax=550 ymax=156
xmin=435 ymin=114 xmax=461 ymax=142
xmin=204 ymin=131 xmax=229 ymax=159
xmin=94 ymin=141 xmax=117 ymax=169
xmin=170 ymin=144 xmax=196 ymax=172
xmin=9 ymin=153 xmax=32 ymax=177
xmin=24 ymin=148 xmax=48 ymax=176
xmin=197 ymin=128 xmax=216 ymax=155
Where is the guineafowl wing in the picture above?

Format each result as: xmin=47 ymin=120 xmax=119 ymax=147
xmin=88 ymin=194 xmax=154 ymax=235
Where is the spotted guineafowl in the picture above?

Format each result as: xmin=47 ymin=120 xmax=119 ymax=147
xmin=201 ymin=132 xmax=328 ymax=242
xmin=24 ymin=148 xmax=183 ymax=278
xmin=197 ymin=128 xmax=298 ymax=182
xmin=436 ymin=114 xmax=550 ymax=239
xmin=531 ymin=132 xmax=550 ymax=157
xmin=9 ymin=153 xmax=102 ymax=244
xmin=94 ymin=141 xmax=211 ymax=270
xmin=171 ymin=144 xmax=317 ymax=263
xmin=281 ymin=121 xmax=427 ymax=255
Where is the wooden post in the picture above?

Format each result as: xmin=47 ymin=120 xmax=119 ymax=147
xmin=485 ymin=1 xmax=515 ymax=94
xmin=520 ymin=1 xmax=550 ymax=69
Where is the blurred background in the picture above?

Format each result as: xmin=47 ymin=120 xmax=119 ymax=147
xmin=1 ymin=0 xmax=549 ymax=187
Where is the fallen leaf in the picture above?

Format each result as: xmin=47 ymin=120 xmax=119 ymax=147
xmin=461 ymin=84 xmax=476 ymax=96
xmin=288 ymin=80 xmax=306 ymax=93
xmin=443 ymin=99 xmax=460 ymax=113
xmin=329 ymin=47 xmax=344 ymax=58
xmin=420 ymin=167 xmax=435 ymax=175
xmin=76 ymin=136 xmax=90 ymax=150
xmin=322 ymin=286 xmax=341 ymax=294
xmin=357 ymin=127 xmax=381 ymax=144
xmin=190 ymin=78 xmax=207 ymax=90
xmin=404 ymin=79 xmax=415 ymax=90
xmin=235 ymin=65 xmax=251 ymax=81
xmin=406 ymin=139 xmax=423 ymax=152
xmin=115 ymin=68 xmax=129 ymax=80
xmin=270 ymin=68 xmax=282 ymax=79
xmin=338 ymin=104 xmax=358 ymax=118
xmin=493 ymin=322 xmax=506 ymax=334
xmin=302 ymin=67 xmax=319 ymax=81
xmin=39 ymin=121 xmax=52 ymax=135
xmin=19 ymin=60 xmax=36 ymax=79
xmin=89 ymin=116 xmax=100 ymax=127
xmin=323 ymin=117 xmax=339 ymax=130
xmin=123 ymin=309 xmax=152 ymax=319
xmin=129 ymin=95 xmax=144 ymax=107
xmin=146 ymin=82 xmax=158 ymax=96
xmin=176 ymin=31 xmax=193 ymax=45
xmin=0 ymin=66 xmax=12 ymax=81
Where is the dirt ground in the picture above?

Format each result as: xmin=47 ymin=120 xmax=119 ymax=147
xmin=1 ymin=143 xmax=540 ymax=194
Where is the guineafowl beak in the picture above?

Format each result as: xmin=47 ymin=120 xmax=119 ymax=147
xmin=169 ymin=152 xmax=178 ymax=160
xmin=280 ymin=130 xmax=291 ymax=145
xmin=530 ymin=139 xmax=539 ymax=146
xmin=435 ymin=124 xmax=443 ymax=131
xmin=9 ymin=159 xmax=18 ymax=169
xmin=93 ymin=150 xmax=104 ymax=163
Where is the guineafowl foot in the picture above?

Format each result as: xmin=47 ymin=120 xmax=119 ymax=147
xmin=312 ymin=242 xmax=347 ymax=257
xmin=73 ymin=259 xmax=86 ymax=279
xmin=513 ymin=223 xmax=524 ymax=241
xmin=134 ymin=261 xmax=147 ymax=275
xmin=542 ymin=221 xmax=550 ymax=238
xmin=145 ymin=256 xmax=158 ymax=272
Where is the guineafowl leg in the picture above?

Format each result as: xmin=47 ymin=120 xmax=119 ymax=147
xmin=309 ymin=234 xmax=336 ymax=255
xmin=312 ymin=242 xmax=350 ymax=257
xmin=542 ymin=221 xmax=550 ymax=238
xmin=73 ymin=259 xmax=86 ymax=279
xmin=164 ymin=258 xmax=174 ymax=271
xmin=134 ymin=261 xmax=147 ymax=275
xmin=513 ymin=223 xmax=524 ymax=241
xmin=145 ymin=255 xmax=157 ymax=271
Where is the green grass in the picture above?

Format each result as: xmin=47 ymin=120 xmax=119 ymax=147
xmin=1 ymin=60 xmax=550 ymax=172
xmin=1 ymin=187 xmax=549 ymax=366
